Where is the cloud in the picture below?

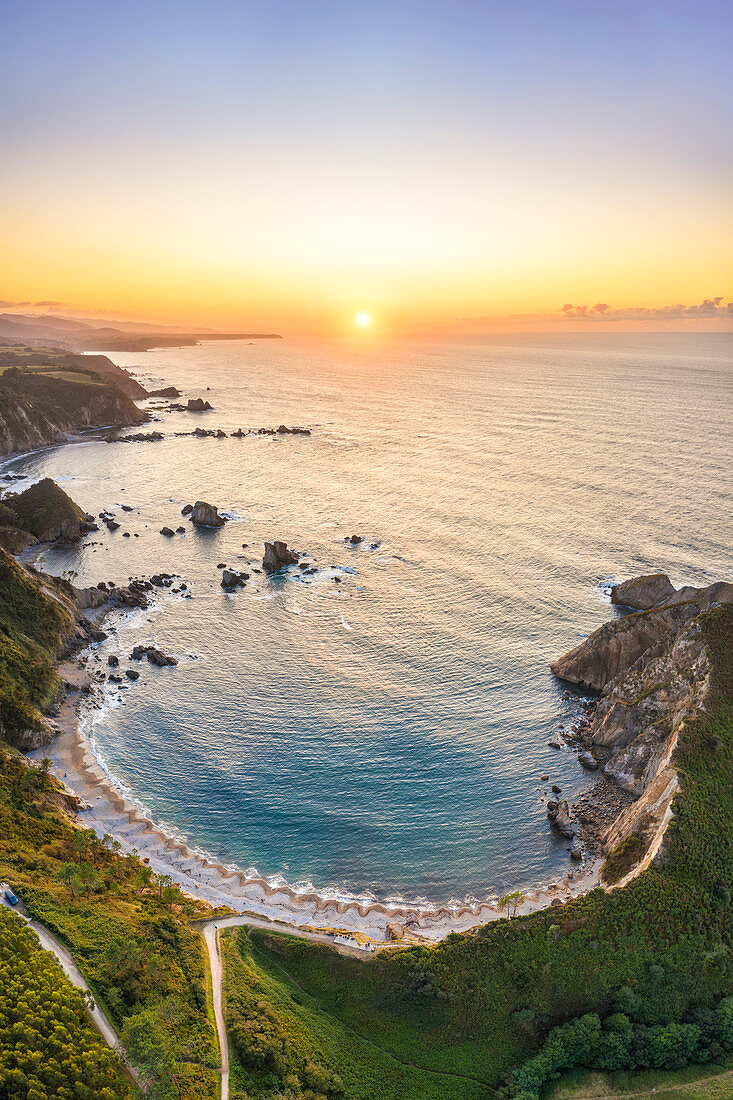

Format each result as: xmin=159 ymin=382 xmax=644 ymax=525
xmin=557 ymin=299 xmax=730 ymax=320
xmin=0 ymin=299 xmax=65 ymax=309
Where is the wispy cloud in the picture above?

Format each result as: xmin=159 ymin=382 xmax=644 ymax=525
xmin=558 ymin=298 xmax=730 ymax=320
xmin=0 ymin=299 xmax=66 ymax=309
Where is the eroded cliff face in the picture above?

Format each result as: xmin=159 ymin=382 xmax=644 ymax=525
xmin=552 ymin=575 xmax=733 ymax=882
xmin=588 ymin=620 xmax=710 ymax=795
xmin=0 ymin=370 xmax=147 ymax=457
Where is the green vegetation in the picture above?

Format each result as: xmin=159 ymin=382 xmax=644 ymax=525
xmin=0 ymin=547 xmax=71 ymax=742
xmin=229 ymin=605 xmax=733 ymax=1097
xmin=222 ymin=928 xmax=485 ymax=1100
xmin=2 ymin=478 xmax=86 ymax=542
xmin=601 ymin=834 xmax=648 ymax=885
xmin=548 ymin=1058 xmax=733 ymax=1099
xmin=509 ymin=994 xmax=733 ymax=1099
xmin=0 ymin=751 xmax=220 ymax=1098
xmin=0 ymin=905 xmax=131 ymax=1099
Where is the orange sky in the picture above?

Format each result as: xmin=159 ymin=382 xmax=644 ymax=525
xmin=2 ymin=3 xmax=731 ymax=336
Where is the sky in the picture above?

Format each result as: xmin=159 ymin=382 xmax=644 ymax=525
xmin=1 ymin=0 xmax=731 ymax=335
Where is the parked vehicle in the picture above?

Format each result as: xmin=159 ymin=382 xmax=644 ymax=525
xmin=1 ymin=883 xmax=18 ymax=905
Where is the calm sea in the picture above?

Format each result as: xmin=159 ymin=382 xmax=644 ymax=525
xmin=11 ymin=333 xmax=732 ymax=905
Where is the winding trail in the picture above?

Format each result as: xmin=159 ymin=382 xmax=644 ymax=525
xmin=1 ymin=898 xmax=140 ymax=1086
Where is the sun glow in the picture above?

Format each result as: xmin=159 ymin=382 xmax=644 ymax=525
xmin=355 ymin=310 xmax=372 ymax=328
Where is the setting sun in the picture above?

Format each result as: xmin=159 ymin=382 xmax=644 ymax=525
xmin=355 ymin=311 xmax=372 ymax=328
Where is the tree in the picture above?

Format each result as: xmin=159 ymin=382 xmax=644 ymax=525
xmin=500 ymin=891 xmax=526 ymax=917
xmin=56 ymin=862 xmax=81 ymax=899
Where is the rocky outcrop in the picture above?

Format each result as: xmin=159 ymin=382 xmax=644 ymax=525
xmin=0 ymin=366 xmax=147 ymax=457
xmin=550 ymin=603 xmax=697 ymax=693
xmin=187 ymin=398 xmax=213 ymax=412
xmin=148 ymin=386 xmax=181 ymax=398
xmin=551 ymin=580 xmax=733 ymax=693
xmin=552 ymin=573 xmax=733 ymax=882
xmin=189 ymin=501 xmax=226 ymax=528
xmin=547 ymin=799 xmax=577 ymax=837
xmin=221 ymin=569 xmax=249 ymax=590
xmin=130 ymin=644 xmax=178 ymax=667
xmin=611 ymin=573 xmax=676 ymax=610
xmin=585 ymin=621 xmax=710 ymax=796
xmin=262 ymin=541 xmax=299 ymax=572
xmin=2 ymin=479 xmax=95 ymax=543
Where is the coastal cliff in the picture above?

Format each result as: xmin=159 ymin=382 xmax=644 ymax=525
xmin=0 ymin=359 xmax=147 ymax=457
xmin=552 ymin=574 xmax=733 ymax=883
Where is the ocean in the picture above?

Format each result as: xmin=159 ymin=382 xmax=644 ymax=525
xmin=10 ymin=332 xmax=732 ymax=905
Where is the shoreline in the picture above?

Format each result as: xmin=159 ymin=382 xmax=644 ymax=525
xmin=35 ymin=648 xmax=603 ymax=942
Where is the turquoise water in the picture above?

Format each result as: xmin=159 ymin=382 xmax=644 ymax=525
xmin=11 ymin=333 xmax=732 ymax=904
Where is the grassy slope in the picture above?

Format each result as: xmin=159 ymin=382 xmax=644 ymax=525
xmin=547 ymin=1058 xmax=733 ymax=1100
xmin=233 ymin=605 xmax=733 ymax=1097
xmin=0 ymin=752 xmax=220 ymax=1099
xmin=222 ymin=928 xmax=486 ymax=1100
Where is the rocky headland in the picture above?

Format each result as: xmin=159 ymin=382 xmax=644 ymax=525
xmin=0 ymin=353 xmax=148 ymax=457
xmin=552 ymin=573 xmax=733 ymax=884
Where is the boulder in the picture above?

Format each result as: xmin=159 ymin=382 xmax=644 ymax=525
xmin=262 ymin=540 xmax=299 ymax=572
xmin=547 ymin=799 xmax=577 ymax=838
xmin=190 ymin=500 xmax=226 ymax=528
xmin=181 ymin=504 xmax=193 ymax=515
xmin=107 ymin=655 xmax=119 ymax=667
xmin=578 ymin=751 xmax=598 ymax=770
xmin=160 ymin=527 xmax=175 ymax=537
xmin=611 ymin=573 xmax=676 ymax=610
xmin=125 ymin=668 xmax=140 ymax=680
xmin=187 ymin=397 xmax=213 ymax=412
xmin=221 ymin=569 xmax=250 ymax=590
xmin=105 ymin=519 xmax=120 ymax=531
xmin=146 ymin=647 xmax=177 ymax=667
xmin=349 ymin=535 xmax=363 ymax=545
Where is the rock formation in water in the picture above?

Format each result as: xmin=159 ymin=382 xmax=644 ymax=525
xmin=221 ymin=568 xmax=249 ymax=590
xmin=262 ymin=541 xmax=299 ymax=572
xmin=551 ymin=581 xmax=733 ymax=692
xmin=552 ymin=573 xmax=733 ymax=880
xmin=187 ymin=397 xmax=214 ymax=412
xmin=189 ymin=500 xmax=227 ymax=528
xmin=610 ymin=573 xmax=676 ymax=610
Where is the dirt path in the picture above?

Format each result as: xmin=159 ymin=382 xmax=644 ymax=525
xmin=571 ymin=1066 xmax=733 ymax=1099
xmin=202 ymin=924 xmax=229 ymax=1100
